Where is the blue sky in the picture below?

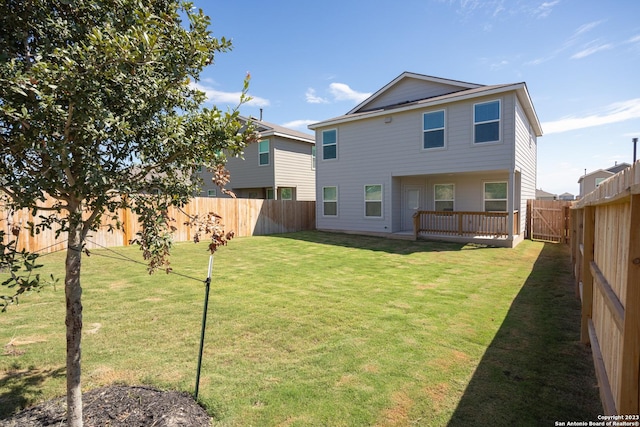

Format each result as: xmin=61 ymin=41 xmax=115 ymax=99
xmin=191 ymin=0 xmax=640 ymax=196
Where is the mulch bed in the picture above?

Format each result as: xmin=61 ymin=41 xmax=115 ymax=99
xmin=0 ymin=385 xmax=212 ymax=426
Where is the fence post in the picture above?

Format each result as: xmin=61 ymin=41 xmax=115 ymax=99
xmin=580 ymin=206 xmax=595 ymax=345
xmin=571 ymin=208 xmax=583 ymax=300
xmin=619 ymin=194 xmax=640 ymax=414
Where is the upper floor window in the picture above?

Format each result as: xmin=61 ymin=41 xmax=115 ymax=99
xmin=484 ymin=182 xmax=507 ymax=212
xmin=322 ymin=129 xmax=337 ymax=160
xmin=365 ymin=185 xmax=382 ymax=218
xmin=474 ymin=100 xmax=500 ymax=144
xmin=311 ymin=145 xmax=316 ymax=170
xmin=323 ymin=186 xmax=337 ymax=216
xmin=595 ymin=177 xmax=606 ymax=187
xmin=434 ymin=184 xmax=454 ymax=211
xmin=259 ymin=140 xmax=269 ymax=165
xmin=423 ymin=110 xmax=445 ymax=149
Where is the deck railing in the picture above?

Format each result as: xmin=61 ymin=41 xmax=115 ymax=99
xmin=412 ymin=210 xmax=513 ymax=239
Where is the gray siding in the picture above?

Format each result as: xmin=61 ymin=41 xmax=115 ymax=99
xmin=362 ymin=77 xmax=465 ymax=111
xmin=226 ymin=139 xmax=274 ymax=191
xmin=514 ymin=97 xmax=537 ymax=232
xmin=198 ymin=135 xmax=315 ymax=200
xmin=316 ymin=92 xmax=526 ymax=236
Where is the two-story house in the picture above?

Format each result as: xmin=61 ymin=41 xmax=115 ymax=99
xmin=198 ymin=118 xmax=316 ymax=200
xmin=577 ymin=162 xmax=631 ymax=199
xmin=308 ymin=72 xmax=543 ymax=247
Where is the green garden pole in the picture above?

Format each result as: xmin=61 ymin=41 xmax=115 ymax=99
xmin=195 ymin=255 xmax=213 ymax=401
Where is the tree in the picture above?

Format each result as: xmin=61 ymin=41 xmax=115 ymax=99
xmin=0 ymin=1 xmax=257 ymax=425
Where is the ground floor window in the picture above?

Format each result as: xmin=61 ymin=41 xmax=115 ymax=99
xmin=323 ymin=186 xmax=337 ymax=216
xmin=484 ymin=181 xmax=507 ymax=211
xmin=365 ymin=185 xmax=382 ymax=217
xmin=434 ymin=184 xmax=454 ymax=211
xmin=280 ymin=188 xmax=293 ymax=200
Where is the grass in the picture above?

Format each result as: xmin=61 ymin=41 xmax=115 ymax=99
xmin=0 ymin=231 xmax=601 ymax=426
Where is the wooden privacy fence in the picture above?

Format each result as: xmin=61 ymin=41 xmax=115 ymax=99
xmin=0 ymin=198 xmax=316 ymax=254
xmin=527 ymin=199 xmax=572 ymax=243
xmin=570 ymin=161 xmax=640 ymax=415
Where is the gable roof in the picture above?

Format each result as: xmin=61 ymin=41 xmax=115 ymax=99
xmin=577 ymin=162 xmax=631 ymax=183
xmin=346 ymin=72 xmax=483 ymax=115
xmin=606 ymin=162 xmax=631 ymax=174
xmin=242 ymin=117 xmax=314 ymax=144
xmin=577 ymin=169 xmax=614 ymax=183
xmin=536 ymin=188 xmax=556 ymax=199
xmin=308 ymin=72 xmax=542 ymax=136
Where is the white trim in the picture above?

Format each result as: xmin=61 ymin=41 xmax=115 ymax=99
xmin=258 ymin=139 xmax=270 ymax=166
xmin=483 ymin=181 xmax=508 ymax=212
xmin=364 ymin=184 xmax=383 ymax=218
xmin=473 ymin=99 xmax=501 ymax=145
xmin=422 ymin=109 xmax=446 ymax=151
xmin=434 ymin=183 xmax=455 ymax=211
xmin=322 ymin=186 xmax=338 ymax=217
xmin=346 ymin=71 xmax=482 ymax=115
xmin=321 ymin=128 xmax=338 ymax=161
xmin=308 ymin=83 xmax=542 ymax=137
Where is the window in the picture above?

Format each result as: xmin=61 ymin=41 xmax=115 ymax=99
xmin=280 ymin=188 xmax=293 ymax=200
xmin=423 ymin=110 xmax=445 ymax=149
xmin=474 ymin=100 xmax=500 ymax=143
xmin=322 ymin=129 xmax=337 ymax=160
xmin=484 ymin=182 xmax=507 ymax=212
xmin=365 ymin=185 xmax=382 ymax=218
xmin=323 ymin=187 xmax=337 ymax=216
xmin=266 ymin=188 xmax=274 ymax=199
xmin=595 ymin=177 xmax=606 ymax=187
xmin=207 ymin=189 xmax=216 ymax=197
xmin=259 ymin=140 xmax=269 ymax=165
xmin=434 ymin=184 xmax=454 ymax=211
xmin=311 ymin=145 xmax=316 ymax=170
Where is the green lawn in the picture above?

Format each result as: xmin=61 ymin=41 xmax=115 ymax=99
xmin=0 ymin=231 xmax=601 ymax=426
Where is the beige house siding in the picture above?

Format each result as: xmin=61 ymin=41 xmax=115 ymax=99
xmin=274 ymin=139 xmax=316 ymax=201
xmin=197 ymin=121 xmax=314 ymax=200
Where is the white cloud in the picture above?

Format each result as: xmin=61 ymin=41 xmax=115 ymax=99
xmin=306 ymin=83 xmax=372 ymax=105
xmin=328 ymin=83 xmax=372 ymax=103
xmin=533 ymin=1 xmax=560 ymax=18
xmin=573 ymin=20 xmax=603 ymax=38
xmin=281 ymin=119 xmax=318 ymax=131
xmin=189 ymin=82 xmax=270 ymax=107
xmin=542 ymin=99 xmax=640 ymax=134
xmin=626 ymin=35 xmax=640 ymax=44
xmin=305 ymin=88 xmax=329 ymax=104
xmin=571 ymin=41 xmax=613 ymax=59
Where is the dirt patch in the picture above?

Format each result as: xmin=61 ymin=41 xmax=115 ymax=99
xmin=0 ymin=385 xmax=211 ymax=426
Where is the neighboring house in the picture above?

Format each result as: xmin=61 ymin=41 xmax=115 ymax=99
xmin=558 ymin=192 xmax=575 ymax=201
xmin=308 ymin=71 xmax=542 ymax=247
xmin=577 ymin=162 xmax=631 ymax=199
xmin=197 ymin=118 xmax=316 ymax=200
xmin=536 ymin=189 xmax=557 ymax=201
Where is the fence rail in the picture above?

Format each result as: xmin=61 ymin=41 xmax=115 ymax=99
xmin=570 ymin=161 xmax=640 ymax=415
xmin=413 ymin=210 xmax=512 ymax=239
xmin=1 ymin=198 xmax=316 ymax=254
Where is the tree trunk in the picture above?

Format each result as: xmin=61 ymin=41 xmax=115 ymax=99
xmin=65 ymin=206 xmax=84 ymax=427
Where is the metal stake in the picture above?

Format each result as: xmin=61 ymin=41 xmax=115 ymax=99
xmin=195 ymin=255 xmax=213 ymax=401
